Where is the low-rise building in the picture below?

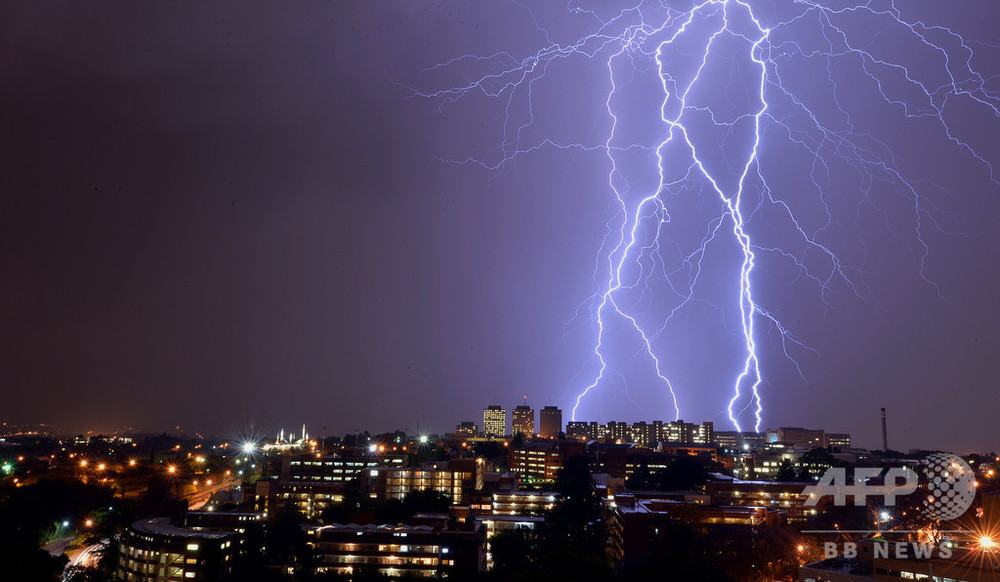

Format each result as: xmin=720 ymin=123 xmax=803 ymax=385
xmin=706 ymin=479 xmax=815 ymax=523
xmin=117 ymin=518 xmax=238 ymax=582
xmin=491 ymin=491 xmax=559 ymax=516
xmin=361 ymin=459 xmax=484 ymax=504
xmin=306 ymin=523 xmax=486 ymax=579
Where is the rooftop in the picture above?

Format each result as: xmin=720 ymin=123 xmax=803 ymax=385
xmin=130 ymin=518 xmax=232 ymax=539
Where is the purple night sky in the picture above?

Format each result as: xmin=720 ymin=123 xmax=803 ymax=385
xmin=2 ymin=1 xmax=998 ymax=452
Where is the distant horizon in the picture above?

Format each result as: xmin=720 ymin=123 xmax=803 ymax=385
xmin=4 ymin=414 xmax=992 ymax=457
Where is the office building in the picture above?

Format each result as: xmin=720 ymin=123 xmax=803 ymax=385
xmin=512 ymin=405 xmax=534 ymax=437
xmin=538 ymin=406 xmax=562 ymax=439
xmin=483 ymin=406 xmax=507 ymax=438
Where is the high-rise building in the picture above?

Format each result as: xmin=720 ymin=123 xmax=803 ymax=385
xmin=483 ymin=406 xmax=507 ymax=438
xmin=512 ymin=405 xmax=534 ymax=437
xmin=539 ymin=406 xmax=562 ymax=439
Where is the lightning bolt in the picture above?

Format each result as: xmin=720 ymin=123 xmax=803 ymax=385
xmin=413 ymin=1 xmax=999 ymax=432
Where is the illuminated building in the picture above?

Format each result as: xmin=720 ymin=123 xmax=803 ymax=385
xmin=361 ymin=459 xmax=484 ymax=504
xmin=512 ymin=405 xmax=534 ymax=437
xmin=607 ymin=421 xmax=629 ymax=442
xmin=117 ymin=518 xmax=237 ymax=582
xmin=508 ymin=443 xmax=563 ymax=482
xmin=482 ymin=406 xmax=506 ymax=438
xmin=273 ymin=452 xmax=405 ymax=483
xmin=706 ymin=480 xmax=815 ymax=523
xmin=491 ymin=491 xmax=558 ymax=515
xmin=538 ymin=406 xmax=562 ymax=439
xmin=256 ymin=452 xmax=406 ymax=517
xmin=253 ymin=479 xmax=345 ymax=519
xmin=507 ymin=440 xmax=583 ymax=482
xmin=712 ymin=430 xmax=766 ymax=452
xmin=306 ymin=523 xmax=486 ymax=578
xmin=751 ymin=444 xmax=801 ymax=478
xmin=770 ymin=427 xmax=825 ymax=449
xmin=455 ymin=421 xmax=477 ymax=437
xmin=563 ymin=419 xmax=713 ymax=446
xmin=565 ymin=421 xmax=607 ymax=441
xmin=825 ymin=432 xmax=851 ymax=449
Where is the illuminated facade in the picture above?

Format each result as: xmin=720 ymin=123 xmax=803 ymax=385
xmin=491 ymin=491 xmax=558 ymax=516
xmin=511 ymin=405 xmax=534 ymax=437
xmin=538 ymin=406 xmax=561 ymax=439
xmin=254 ymin=479 xmax=345 ymax=518
xmin=482 ymin=406 xmax=506 ymax=438
xmin=706 ymin=480 xmax=815 ymax=523
xmin=306 ymin=523 xmax=486 ymax=579
xmin=117 ymin=518 xmax=237 ymax=582
xmin=771 ymin=427 xmax=825 ymax=449
xmin=564 ymin=420 xmax=713 ymax=446
xmin=508 ymin=443 xmax=562 ymax=482
xmin=825 ymin=433 xmax=851 ymax=449
xmin=361 ymin=459 xmax=484 ymax=504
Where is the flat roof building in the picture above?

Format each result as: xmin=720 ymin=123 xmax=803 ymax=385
xmin=118 ymin=518 xmax=238 ymax=582
xmin=483 ymin=406 xmax=506 ymax=438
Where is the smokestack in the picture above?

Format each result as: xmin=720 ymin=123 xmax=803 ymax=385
xmin=880 ymin=408 xmax=888 ymax=451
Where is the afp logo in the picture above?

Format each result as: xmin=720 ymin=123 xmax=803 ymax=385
xmin=803 ymin=452 xmax=976 ymax=521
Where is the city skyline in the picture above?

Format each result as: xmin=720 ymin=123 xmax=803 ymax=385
xmin=2 ymin=2 xmax=1000 ymax=454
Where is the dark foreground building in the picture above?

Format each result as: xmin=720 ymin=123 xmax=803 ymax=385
xmin=117 ymin=517 xmax=238 ymax=581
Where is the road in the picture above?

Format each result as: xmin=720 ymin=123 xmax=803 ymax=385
xmin=61 ymin=539 xmax=108 ymax=580
xmin=186 ymin=478 xmax=238 ymax=510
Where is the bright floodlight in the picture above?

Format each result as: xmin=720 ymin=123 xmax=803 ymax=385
xmin=62 ymin=521 xmax=69 ymax=527
xmin=880 ymin=511 xmax=890 ymax=520
xmin=242 ymin=442 xmax=256 ymax=454
xmin=980 ymin=536 xmax=998 ymax=549
xmin=419 ymin=435 xmax=429 ymax=444
xmin=368 ymin=444 xmax=378 ymax=454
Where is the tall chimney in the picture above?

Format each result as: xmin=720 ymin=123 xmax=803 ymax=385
xmin=880 ymin=408 xmax=888 ymax=451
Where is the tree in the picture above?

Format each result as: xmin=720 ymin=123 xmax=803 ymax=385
xmin=655 ymin=456 xmax=708 ymax=491
xmin=775 ymin=459 xmax=797 ymax=482
xmin=488 ymin=528 xmax=537 ymax=578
